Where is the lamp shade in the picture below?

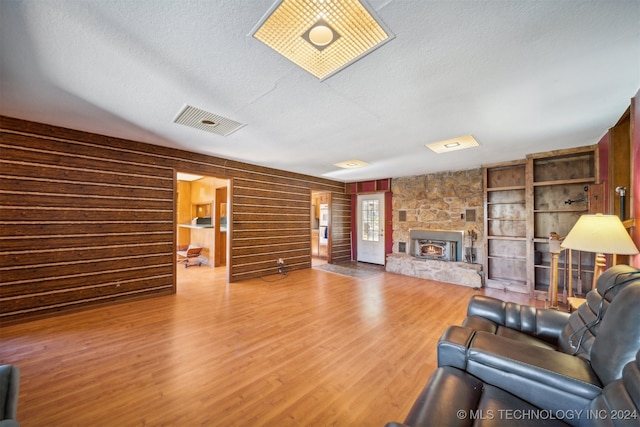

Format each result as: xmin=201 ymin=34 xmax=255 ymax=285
xmin=560 ymin=214 xmax=639 ymax=255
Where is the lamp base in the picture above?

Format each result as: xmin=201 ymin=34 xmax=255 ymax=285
xmin=591 ymin=253 xmax=606 ymax=290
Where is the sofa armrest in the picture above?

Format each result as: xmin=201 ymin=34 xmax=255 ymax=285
xmin=466 ymin=295 xmax=569 ymax=344
xmin=0 ymin=365 xmax=19 ymax=421
xmin=437 ymin=325 xmax=475 ymax=369
xmin=399 ymin=367 xmax=487 ymax=427
xmin=466 ymin=332 xmax=602 ymax=416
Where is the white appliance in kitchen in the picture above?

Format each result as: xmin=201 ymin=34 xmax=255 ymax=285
xmin=319 ymin=204 xmax=329 ymax=252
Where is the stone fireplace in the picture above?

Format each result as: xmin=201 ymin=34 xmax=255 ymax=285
xmin=385 ymin=169 xmax=484 ymax=288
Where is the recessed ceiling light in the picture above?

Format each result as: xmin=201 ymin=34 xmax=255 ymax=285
xmin=334 ymin=159 xmax=369 ymax=169
xmin=250 ymin=0 xmax=394 ymax=80
xmin=426 ymin=135 xmax=480 ymax=154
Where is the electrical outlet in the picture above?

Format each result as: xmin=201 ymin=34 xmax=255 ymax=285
xmin=277 ymin=258 xmax=284 ymax=265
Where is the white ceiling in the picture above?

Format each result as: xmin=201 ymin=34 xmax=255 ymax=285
xmin=1 ymin=1 xmax=639 ymax=182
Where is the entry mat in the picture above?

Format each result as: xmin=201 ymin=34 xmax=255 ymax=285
xmin=313 ymin=261 xmax=385 ymax=279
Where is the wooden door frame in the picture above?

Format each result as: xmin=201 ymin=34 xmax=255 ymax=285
xmin=174 ymin=171 xmax=232 ymax=283
xmin=351 ymin=191 xmax=392 ymax=263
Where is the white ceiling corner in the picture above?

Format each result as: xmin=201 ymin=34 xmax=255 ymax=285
xmin=0 ymin=0 xmax=638 ymax=182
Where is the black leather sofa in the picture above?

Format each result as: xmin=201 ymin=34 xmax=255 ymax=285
xmin=0 ymin=365 xmax=19 ymax=427
xmin=386 ymin=350 xmax=640 ymax=427
xmin=385 ymin=265 xmax=640 ymax=426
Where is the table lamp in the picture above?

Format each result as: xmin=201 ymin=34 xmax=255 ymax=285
xmin=560 ymin=213 xmax=639 ymax=290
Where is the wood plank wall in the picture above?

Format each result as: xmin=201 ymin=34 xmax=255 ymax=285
xmin=330 ymin=192 xmax=353 ymax=262
xmin=0 ymin=116 xmax=350 ymax=324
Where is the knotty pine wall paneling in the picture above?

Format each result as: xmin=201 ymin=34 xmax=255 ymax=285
xmin=0 ymin=116 xmax=348 ymax=323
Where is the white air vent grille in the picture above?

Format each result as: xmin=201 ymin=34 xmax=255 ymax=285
xmin=174 ymin=105 xmax=246 ymax=137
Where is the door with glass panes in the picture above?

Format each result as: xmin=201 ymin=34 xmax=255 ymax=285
xmin=356 ymin=193 xmax=385 ymax=264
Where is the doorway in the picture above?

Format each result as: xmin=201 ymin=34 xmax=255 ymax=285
xmin=356 ymin=193 xmax=386 ymax=265
xmin=311 ymin=191 xmax=330 ymax=265
xmin=176 ymin=172 xmax=230 ymax=283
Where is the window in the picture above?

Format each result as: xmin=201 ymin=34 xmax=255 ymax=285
xmin=361 ymin=199 xmax=380 ymax=241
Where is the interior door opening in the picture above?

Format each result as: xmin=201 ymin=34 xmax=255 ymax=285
xmin=176 ymin=172 xmax=230 ymax=285
xmin=311 ymin=191 xmax=331 ymax=265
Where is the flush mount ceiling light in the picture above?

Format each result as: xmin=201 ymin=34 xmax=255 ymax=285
xmin=426 ymin=135 xmax=480 ymax=154
xmin=250 ymin=0 xmax=394 ymax=80
xmin=334 ymin=159 xmax=369 ymax=169
xmin=302 ymin=19 xmax=340 ymax=51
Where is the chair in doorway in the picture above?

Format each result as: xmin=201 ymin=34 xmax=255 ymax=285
xmin=177 ymin=245 xmax=204 ymax=268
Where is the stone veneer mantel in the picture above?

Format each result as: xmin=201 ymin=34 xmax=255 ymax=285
xmin=386 ymin=253 xmax=483 ymax=288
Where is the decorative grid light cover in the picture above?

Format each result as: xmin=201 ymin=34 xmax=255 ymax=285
xmin=250 ymin=0 xmax=394 ymax=80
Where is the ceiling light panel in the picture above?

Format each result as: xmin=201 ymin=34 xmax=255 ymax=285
xmin=251 ymin=0 xmax=394 ymax=80
xmin=334 ymin=159 xmax=369 ymax=169
xmin=426 ymin=135 xmax=480 ymax=154
xmin=174 ymin=105 xmax=246 ymax=137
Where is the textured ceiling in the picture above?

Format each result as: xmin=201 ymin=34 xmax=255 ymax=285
xmin=1 ymin=1 xmax=639 ymax=182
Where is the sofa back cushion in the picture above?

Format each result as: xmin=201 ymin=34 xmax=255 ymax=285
xmin=589 ymin=282 xmax=640 ymax=385
xmin=558 ymin=265 xmax=639 ymax=359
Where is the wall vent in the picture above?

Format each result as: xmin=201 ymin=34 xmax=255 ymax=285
xmin=465 ymin=209 xmax=476 ymax=222
xmin=173 ymin=105 xmax=246 ymax=137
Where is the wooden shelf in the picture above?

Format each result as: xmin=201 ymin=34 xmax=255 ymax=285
xmin=533 ymin=177 xmax=596 ymax=187
xmin=535 ymin=262 xmax=594 ymax=273
xmin=487 ymin=236 xmax=526 ymax=240
xmin=484 ymin=146 xmax=598 ymax=299
xmin=534 ymin=209 xmax=589 ymax=213
xmin=529 ymin=147 xmax=598 ymax=297
xmin=483 ymin=161 xmax=528 ymax=289
xmin=487 ymin=277 xmax=527 ymax=286
xmin=488 ymin=255 xmax=527 ymax=261
xmin=486 ymin=185 xmax=526 ymax=192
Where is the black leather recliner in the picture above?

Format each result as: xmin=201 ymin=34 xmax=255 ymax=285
xmin=385 ymin=349 xmax=640 ymax=427
xmin=441 ymin=264 xmax=639 ymax=361
xmin=384 ymin=265 xmax=640 ymax=427
xmin=436 ymin=267 xmax=640 ymax=421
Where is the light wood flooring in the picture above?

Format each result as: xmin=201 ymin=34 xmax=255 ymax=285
xmin=0 ymin=265 xmax=539 ymax=426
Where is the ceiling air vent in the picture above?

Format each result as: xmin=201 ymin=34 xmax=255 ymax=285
xmin=173 ymin=105 xmax=246 ymax=137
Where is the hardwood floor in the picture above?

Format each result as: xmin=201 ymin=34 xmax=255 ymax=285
xmin=0 ymin=266 xmax=540 ymax=426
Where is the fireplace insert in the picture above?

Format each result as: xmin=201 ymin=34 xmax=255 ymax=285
xmin=413 ymin=239 xmax=457 ymax=261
